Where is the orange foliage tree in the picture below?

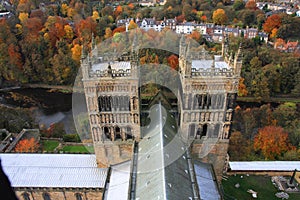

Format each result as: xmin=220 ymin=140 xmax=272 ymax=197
xmin=263 ymin=14 xmax=281 ymax=34
xmin=201 ymin=15 xmax=207 ymax=22
xmin=167 ymin=54 xmax=179 ymax=70
xmin=254 ymin=126 xmax=293 ymax=160
xmin=212 ymin=9 xmax=228 ymax=25
xmin=238 ymin=78 xmax=248 ymax=97
xmin=112 ymin=26 xmax=126 ymax=36
xmin=188 ymin=30 xmax=201 ymax=42
xmin=15 ymin=138 xmax=39 ymax=153
xmin=245 ymin=0 xmax=257 ymax=10
xmin=114 ymin=5 xmax=123 ymax=18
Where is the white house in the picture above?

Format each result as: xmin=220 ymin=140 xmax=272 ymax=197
xmin=139 ymin=18 xmax=165 ymax=32
xmin=175 ymin=22 xmax=197 ymax=34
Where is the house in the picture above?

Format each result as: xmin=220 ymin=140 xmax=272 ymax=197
xmin=212 ymin=25 xmax=224 ymax=42
xmin=117 ymin=18 xmax=133 ymax=27
xmin=175 ymin=22 xmax=197 ymax=34
xmin=244 ymin=27 xmax=258 ymax=39
xmin=164 ymin=18 xmax=177 ymax=31
xmin=274 ymin=39 xmax=299 ymax=53
xmin=139 ymin=18 xmax=165 ymax=32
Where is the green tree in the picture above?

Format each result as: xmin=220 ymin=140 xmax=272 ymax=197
xmin=233 ymin=0 xmax=245 ymax=11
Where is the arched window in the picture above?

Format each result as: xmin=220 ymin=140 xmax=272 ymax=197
xmin=189 ymin=124 xmax=196 ymax=138
xmin=42 ymin=193 xmax=51 ymax=200
xmin=115 ymin=126 xmax=122 ymax=140
xmin=103 ymin=127 xmax=111 ymax=140
xmin=201 ymin=124 xmax=208 ymax=138
xmin=75 ymin=193 xmax=83 ymax=200
xmin=132 ymin=97 xmax=138 ymax=110
xmin=213 ymin=124 xmax=220 ymax=138
xmin=126 ymin=126 xmax=133 ymax=140
xmin=22 ymin=192 xmax=30 ymax=200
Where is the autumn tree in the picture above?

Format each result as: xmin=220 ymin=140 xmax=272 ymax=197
xmin=245 ymin=0 xmax=257 ymax=10
xmin=167 ymin=54 xmax=179 ymax=70
xmin=238 ymin=78 xmax=248 ymax=96
xmin=228 ymin=131 xmax=252 ymax=160
xmin=104 ymin=27 xmax=112 ymax=39
xmin=263 ymin=14 xmax=281 ymax=34
xmin=114 ymin=5 xmax=123 ymax=18
xmin=254 ymin=126 xmax=293 ymax=160
xmin=128 ymin=20 xmax=138 ymax=30
xmin=200 ymin=15 xmax=207 ymax=22
xmin=188 ymin=30 xmax=202 ymax=43
xmin=212 ymin=9 xmax=228 ymax=25
xmin=15 ymin=138 xmax=39 ymax=153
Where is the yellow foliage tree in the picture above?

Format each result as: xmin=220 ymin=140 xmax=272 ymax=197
xmin=270 ymin=28 xmax=278 ymax=39
xmin=104 ymin=27 xmax=112 ymax=39
xmin=238 ymin=78 xmax=248 ymax=96
xmin=61 ymin=3 xmax=69 ymax=16
xmin=92 ymin=11 xmax=100 ymax=21
xmin=71 ymin=44 xmax=82 ymax=61
xmin=212 ymin=9 xmax=228 ymax=25
xmin=67 ymin=7 xmax=76 ymax=20
xmin=18 ymin=12 xmax=28 ymax=24
xmin=128 ymin=20 xmax=138 ymax=30
xmin=64 ymin=24 xmax=74 ymax=40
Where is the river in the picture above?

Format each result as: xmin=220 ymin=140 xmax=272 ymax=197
xmin=0 ymin=88 xmax=79 ymax=134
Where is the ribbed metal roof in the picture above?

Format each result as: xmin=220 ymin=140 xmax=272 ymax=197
xmin=105 ymin=161 xmax=131 ymax=200
xmin=134 ymin=103 xmax=196 ymax=200
xmin=229 ymin=161 xmax=300 ymax=171
xmin=0 ymin=154 xmax=108 ymax=188
xmin=194 ymin=161 xmax=221 ymax=200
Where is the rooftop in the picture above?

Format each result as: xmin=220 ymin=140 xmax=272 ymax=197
xmin=229 ymin=161 xmax=300 ymax=171
xmin=0 ymin=153 xmax=108 ymax=188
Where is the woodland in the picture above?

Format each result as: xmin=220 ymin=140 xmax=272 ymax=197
xmin=0 ymin=0 xmax=300 ymax=160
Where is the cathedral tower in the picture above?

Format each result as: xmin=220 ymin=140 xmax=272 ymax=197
xmin=178 ymin=35 xmax=242 ymax=179
xmin=81 ymin=39 xmax=140 ymax=167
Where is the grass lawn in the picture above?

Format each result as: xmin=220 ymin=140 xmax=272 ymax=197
xmin=42 ymin=140 xmax=59 ymax=152
xmin=61 ymin=145 xmax=94 ymax=153
xmin=222 ymin=175 xmax=300 ymax=200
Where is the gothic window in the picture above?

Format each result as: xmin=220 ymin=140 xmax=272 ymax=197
xmin=115 ymin=126 xmax=122 ymax=140
xmin=103 ymin=127 xmax=111 ymax=140
xmin=189 ymin=124 xmax=196 ymax=138
xmin=22 ymin=192 xmax=30 ymax=200
xmin=202 ymin=94 xmax=207 ymax=109
xmin=206 ymin=94 xmax=211 ymax=109
xmin=227 ymin=93 xmax=236 ymax=109
xmin=132 ymin=96 xmax=138 ymax=110
xmin=42 ymin=193 xmax=51 ymax=200
xmin=98 ymin=96 xmax=103 ymax=111
xmin=126 ymin=126 xmax=133 ymax=139
xmin=107 ymin=96 xmax=112 ymax=111
xmin=75 ymin=193 xmax=83 ymax=200
xmin=213 ymin=124 xmax=220 ymax=138
xmin=201 ymin=124 xmax=208 ymax=138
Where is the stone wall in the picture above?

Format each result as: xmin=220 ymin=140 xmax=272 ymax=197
xmin=15 ymin=188 xmax=103 ymax=200
xmin=191 ymin=139 xmax=229 ymax=181
xmin=94 ymin=142 xmax=133 ymax=168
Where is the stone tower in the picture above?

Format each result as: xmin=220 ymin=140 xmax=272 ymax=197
xmin=81 ymin=38 xmax=140 ymax=168
xmin=178 ymin=35 xmax=242 ymax=179
xmin=81 ymin=33 xmax=242 ymax=179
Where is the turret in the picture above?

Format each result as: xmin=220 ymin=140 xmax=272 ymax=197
xmin=131 ymin=33 xmax=139 ymax=78
xmin=179 ymin=34 xmax=186 ymax=58
xmin=81 ymin=45 xmax=90 ymax=80
xmin=233 ymin=44 xmax=243 ymax=76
